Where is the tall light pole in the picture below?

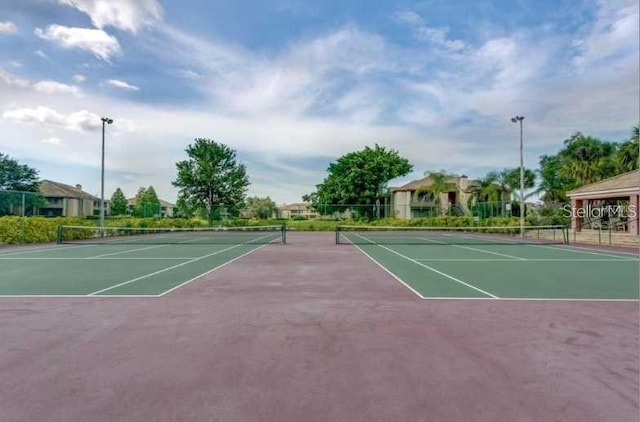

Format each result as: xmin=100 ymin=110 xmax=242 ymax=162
xmin=100 ymin=117 xmax=113 ymax=229
xmin=511 ymin=115 xmax=525 ymax=237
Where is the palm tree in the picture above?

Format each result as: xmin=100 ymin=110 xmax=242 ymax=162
xmin=616 ymin=126 xmax=639 ymax=172
xmin=416 ymin=171 xmax=455 ymax=216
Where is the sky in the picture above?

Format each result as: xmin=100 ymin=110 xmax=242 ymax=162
xmin=0 ymin=0 xmax=638 ymax=205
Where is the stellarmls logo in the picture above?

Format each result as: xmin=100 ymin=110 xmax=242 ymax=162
xmin=563 ymin=204 xmax=637 ymax=219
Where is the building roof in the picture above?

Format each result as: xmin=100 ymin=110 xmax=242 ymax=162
xmin=391 ymin=176 xmax=479 ymax=192
xmin=127 ymin=198 xmax=176 ymax=207
xmin=566 ymin=170 xmax=640 ymax=199
xmin=279 ymin=203 xmax=312 ymax=211
xmin=39 ymin=180 xmax=99 ymax=200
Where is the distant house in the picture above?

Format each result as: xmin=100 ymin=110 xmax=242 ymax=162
xmin=278 ymin=203 xmax=317 ymax=219
xmin=126 ymin=197 xmax=176 ymax=218
xmin=38 ymin=180 xmax=106 ymax=217
xmin=390 ymin=175 xmax=480 ymax=219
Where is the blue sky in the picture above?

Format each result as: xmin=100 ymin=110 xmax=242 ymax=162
xmin=0 ymin=0 xmax=638 ymax=204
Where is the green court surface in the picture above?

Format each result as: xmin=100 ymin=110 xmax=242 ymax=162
xmin=0 ymin=243 xmax=266 ymax=296
xmin=352 ymin=241 xmax=639 ymax=300
xmin=0 ymin=233 xmax=638 ymax=300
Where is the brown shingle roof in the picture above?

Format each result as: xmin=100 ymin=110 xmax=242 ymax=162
xmin=279 ymin=203 xmax=312 ymax=211
xmin=39 ymin=180 xmax=99 ymax=200
xmin=391 ymin=176 xmax=479 ymax=192
xmin=566 ymin=170 xmax=640 ymax=198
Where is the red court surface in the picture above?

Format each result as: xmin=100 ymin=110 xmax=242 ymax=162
xmin=0 ymin=232 xmax=638 ymax=421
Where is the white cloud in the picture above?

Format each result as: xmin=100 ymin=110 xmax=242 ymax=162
xmin=573 ymin=0 xmax=639 ymax=68
xmin=177 ymin=69 xmax=200 ymax=79
xmin=34 ymin=25 xmax=121 ymax=62
xmin=73 ymin=74 xmax=86 ymax=83
xmin=59 ymin=0 xmax=163 ymax=33
xmin=0 ymin=21 xmax=17 ymax=34
xmin=35 ymin=50 xmax=50 ymax=61
xmin=395 ymin=11 xmax=467 ymax=51
xmin=107 ymin=79 xmax=139 ymax=91
xmin=3 ymin=106 xmax=102 ymax=132
xmin=8 ymin=60 xmax=22 ymax=68
xmin=33 ymin=81 xmax=82 ymax=96
xmin=0 ymin=69 xmax=30 ymax=88
xmin=42 ymin=137 xmax=63 ymax=145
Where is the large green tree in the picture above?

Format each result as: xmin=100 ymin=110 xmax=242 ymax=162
xmin=173 ymin=139 xmax=250 ymax=222
xmin=0 ymin=153 xmax=43 ymax=216
xmin=132 ymin=186 xmax=161 ymax=217
xmin=615 ymin=126 xmax=639 ymax=173
xmin=110 ymin=187 xmax=127 ymax=216
xmin=312 ymin=144 xmax=412 ymax=217
xmin=245 ymin=196 xmax=277 ymax=219
xmin=0 ymin=153 xmax=40 ymax=191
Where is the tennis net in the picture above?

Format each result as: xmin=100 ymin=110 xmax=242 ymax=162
xmin=57 ymin=225 xmax=287 ymax=245
xmin=336 ymin=225 xmax=569 ymax=245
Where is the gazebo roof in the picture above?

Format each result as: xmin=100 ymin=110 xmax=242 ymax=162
xmin=566 ymin=170 xmax=640 ymax=199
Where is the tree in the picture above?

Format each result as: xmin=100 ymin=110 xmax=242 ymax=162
xmin=110 ymin=188 xmax=127 ymax=216
xmin=245 ymin=196 xmax=277 ymax=219
xmin=133 ymin=186 xmax=161 ymax=217
xmin=0 ymin=153 xmax=43 ymax=216
xmin=0 ymin=153 xmax=40 ymax=191
xmin=415 ymin=171 xmax=457 ymax=216
xmin=615 ymin=126 xmax=639 ymax=172
xmin=557 ymin=132 xmax=617 ymax=185
xmin=173 ymin=139 xmax=250 ymax=223
xmin=312 ymin=144 xmax=412 ymax=217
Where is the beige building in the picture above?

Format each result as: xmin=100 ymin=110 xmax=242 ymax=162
xmin=38 ymin=180 xmax=105 ymax=217
xmin=390 ymin=175 xmax=479 ymax=219
xmin=126 ymin=198 xmax=176 ymax=218
xmin=567 ymin=169 xmax=639 ymax=235
xmin=278 ymin=203 xmax=318 ymax=219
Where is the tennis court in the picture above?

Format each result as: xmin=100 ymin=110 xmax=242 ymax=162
xmin=337 ymin=225 xmax=639 ymax=300
xmin=0 ymin=225 xmax=286 ymax=296
xmin=0 ymin=224 xmax=637 ymax=299
xmin=0 ymin=228 xmax=638 ymax=421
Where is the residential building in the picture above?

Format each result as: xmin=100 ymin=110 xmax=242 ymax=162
xmin=278 ymin=203 xmax=318 ymax=219
xmin=38 ymin=180 xmax=106 ymax=217
xmin=126 ymin=198 xmax=176 ymax=218
xmin=390 ymin=175 xmax=480 ymax=219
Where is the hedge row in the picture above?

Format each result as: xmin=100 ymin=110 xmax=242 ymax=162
xmin=0 ymin=215 xmax=569 ymax=245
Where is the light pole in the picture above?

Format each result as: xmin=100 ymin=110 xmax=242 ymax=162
xmin=511 ymin=115 xmax=525 ymax=237
xmin=100 ymin=117 xmax=113 ymax=229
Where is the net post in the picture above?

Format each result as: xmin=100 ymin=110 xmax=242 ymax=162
xmin=56 ymin=225 xmax=62 ymax=244
xmin=335 ymin=226 xmax=340 ymax=244
xmin=282 ymin=224 xmax=287 ymax=245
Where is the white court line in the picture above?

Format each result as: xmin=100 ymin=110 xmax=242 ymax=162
xmin=0 ymin=294 xmax=159 ymax=298
xmin=87 ymin=232 xmax=276 ymax=295
xmin=352 ymin=233 xmax=498 ymax=298
xmin=0 ymin=244 xmax=92 ymax=257
xmin=414 ymin=258 xmax=638 ymax=262
xmin=349 ymin=242 xmax=425 ymax=299
xmin=439 ymin=231 xmax=639 ymax=260
xmin=408 ymin=235 xmax=526 ymax=261
xmin=0 ymin=257 xmax=199 ymax=260
xmin=87 ymin=244 xmax=248 ymax=295
xmin=157 ymin=244 xmax=270 ymax=296
xmin=86 ymin=244 xmax=169 ymax=259
xmin=419 ymin=296 xmax=638 ymax=302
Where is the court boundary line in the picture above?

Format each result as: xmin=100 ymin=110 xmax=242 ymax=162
xmin=86 ymin=244 xmax=169 ymax=259
xmin=349 ymin=242 xmax=425 ymax=299
xmin=413 ymin=236 xmax=527 ymax=261
xmin=157 ymin=243 xmax=270 ymax=296
xmin=87 ymin=243 xmax=259 ymax=296
xmin=414 ymin=258 xmax=638 ymax=262
xmin=351 ymin=233 xmax=498 ymax=298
